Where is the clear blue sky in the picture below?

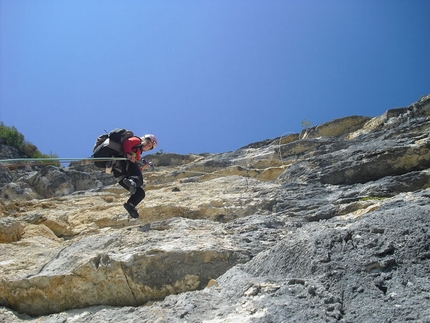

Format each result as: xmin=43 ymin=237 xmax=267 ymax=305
xmin=1 ymin=1 xmax=429 ymax=158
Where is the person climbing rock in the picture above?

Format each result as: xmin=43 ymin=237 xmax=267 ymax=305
xmin=114 ymin=133 xmax=157 ymax=218
xmin=92 ymin=129 xmax=158 ymax=218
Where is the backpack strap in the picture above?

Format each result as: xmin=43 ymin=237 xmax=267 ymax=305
xmin=132 ymin=137 xmax=143 ymax=151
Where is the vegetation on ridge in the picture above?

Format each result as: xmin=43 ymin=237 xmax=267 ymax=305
xmin=0 ymin=122 xmax=58 ymax=161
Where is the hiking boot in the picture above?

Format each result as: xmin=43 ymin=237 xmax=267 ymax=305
xmin=124 ymin=202 xmax=139 ymax=219
xmin=123 ymin=178 xmax=137 ymax=195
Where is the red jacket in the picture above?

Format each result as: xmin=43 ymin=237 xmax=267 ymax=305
xmin=122 ymin=137 xmax=143 ymax=160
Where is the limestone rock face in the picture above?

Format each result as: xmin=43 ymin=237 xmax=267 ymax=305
xmin=0 ymin=94 xmax=430 ymax=322
xmin=0 ymin=217 xmax=22 ymax=243
xmin=0 ymin=218 xmax=249 ymax=316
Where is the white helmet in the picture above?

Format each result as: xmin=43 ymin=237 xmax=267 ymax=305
xmin=142 ymin=134 xmax=158 ymax=150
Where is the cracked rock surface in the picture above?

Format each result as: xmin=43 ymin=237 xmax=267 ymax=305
xmin=0 ymin=95 xmax=430 ymax=322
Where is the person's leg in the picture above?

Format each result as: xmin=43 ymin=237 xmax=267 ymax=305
xmin=119 ymin=162 xmax=143 ymax=192
xmin=118 ymin=179 xmax=130 ymax=191
xmin=123 ymin=201 xmax=139 ymax=218
xmin=120 ymin=162 xmax=146 ymax=218
xmin=129 ymin=187 xmax=145 ymax=205
xmin=126 ymin=162 xmax=143 ymax=186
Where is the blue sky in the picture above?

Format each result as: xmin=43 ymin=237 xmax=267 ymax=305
xmin=1 ymin=1 xmax=429 ymax=158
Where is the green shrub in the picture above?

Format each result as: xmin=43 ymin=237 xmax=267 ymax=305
xmin=301 ymin=119 xmax=313 ymax=129
xmin=21 ymin=142 xmax=39 ymax=158
xmin=0 ymin=122 xmax=59 ymax=164
xmin=0 ymin=122 xmax=24 ymax=147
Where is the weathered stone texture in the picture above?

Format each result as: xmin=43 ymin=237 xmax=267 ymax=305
xmin=0 ymin=95 xmax=430 ymax=322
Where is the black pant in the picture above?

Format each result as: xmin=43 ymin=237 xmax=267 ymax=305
xmin=114 ymin=161 xmax=146 ymax=206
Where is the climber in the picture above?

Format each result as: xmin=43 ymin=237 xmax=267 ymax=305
xmin=110 ymin=133 xmax=158 ymax=219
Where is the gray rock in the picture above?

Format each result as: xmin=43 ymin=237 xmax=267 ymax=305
xmin=1 ymin=94 xmax=430 ymax=322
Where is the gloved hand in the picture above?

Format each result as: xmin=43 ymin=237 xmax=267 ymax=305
xmin=127 ymin=152 xmax=137 ymax=163
xmin=139 ymin=158 xmax=154 ymax=170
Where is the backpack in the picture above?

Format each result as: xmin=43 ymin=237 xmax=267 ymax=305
xmin=107 ymin=128 xmax=134 ymax=146
xmin=92 ymin=128 xmax=135 ymax=168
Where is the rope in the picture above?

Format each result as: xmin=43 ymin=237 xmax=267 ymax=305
xmin=0 ymin=157 xmax=239 ymax=179
xmin=172 ymin=170 xmax=230 ymax=177
xmin=0 ymin=157 xmax=127 ymax=163
xmin=0 ymin=157 xmax=240 ymax=178
xmin=0 ymin=157 xmax=127 ymax=168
